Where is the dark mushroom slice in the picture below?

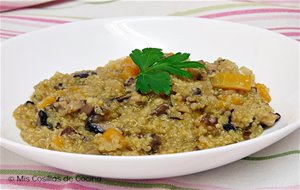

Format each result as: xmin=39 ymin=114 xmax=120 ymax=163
xmin=73 ymin=71 xmax=97 ymax=79
xmin=61 ymin=126 xmax=78 ymax=136
xmin=37 ymin=110 xmax=53 ymax=130
xmin=196 ymin=73 xmax=203 ymax=80
xmin=55 ymin=123 xmax=61 ymax=129
xmin=275 ymin=113 xmax=281 ymax=122
xmin=124 ymin=77 xmax=135 ymax=86
xmin=260 ymin=112 xmax=281 ymax=128
xmin=38 ymin=110 xmax=48 ymax=126
xmin=149 ymin=134 xmax=162 ymax=154
xmin=89 ymin=114 xmax=106 ymax=123
xmin=115 ymin=94 xmax=131 ymax=103
xmin=251 ymin=87 xmax=257 ymax=93
xmin=223 ymin=123 xmax=236 ymax=131
xmin=54 ymin=83 xmax=64 ymax=90
xmin=228 ymin=109 xmax=234 ymax=123
xmin=152 ymin=103 xmax=169 ymax=116
xmin=86 ymin=122 xmax=105 ymax=134
xmin=56 ymin=97 xmax=61 ymax=102
xmin=85 ymin=110 xmax=106 ymax=134
xmin=94 ymin=106 xmax=109 ymax=116
xmin=243 ymin=131 xmax=251 ymax=140
xmin=80 ymin=102 xmax=94 ymax=116
xmin=169 ymin=116 xmax=183 ymax=120
xmin=24 ymin=101 xmax=35 ymax=105
xmin=202 ymin=115 xmax=218 ymax=126
xmin=194 ymin=146 xmax=201 ymax=151
xmin=192 ymin=87 xmax=202 ymax=96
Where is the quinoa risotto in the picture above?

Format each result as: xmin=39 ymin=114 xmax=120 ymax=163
xmin=13 ymin=52 xmax=280 ymax=156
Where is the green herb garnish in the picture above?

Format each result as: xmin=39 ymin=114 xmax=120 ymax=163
xmin=129 ymin=48 xmax=205 ymax=95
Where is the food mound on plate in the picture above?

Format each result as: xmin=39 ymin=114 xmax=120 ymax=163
xmin=13 ymin=48 xmax=280 ymax=156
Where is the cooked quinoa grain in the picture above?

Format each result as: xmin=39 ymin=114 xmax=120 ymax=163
xmin=13 ymin=56 xmax=280 ymax=155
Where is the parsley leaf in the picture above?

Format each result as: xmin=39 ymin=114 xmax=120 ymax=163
xmin=130 ymin=48 xmax=205 ymax=95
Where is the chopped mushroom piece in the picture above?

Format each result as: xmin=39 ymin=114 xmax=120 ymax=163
xmin=152 ymin=103 xmax=169 ymax=116
xmin=25 ymin=101 xmax=35 ymax=105
xmin=61 ymin=126 xmax=78 ymax=136
xmin=73 ymin=71 xmax=96 ymax=78
xmin=260 ymin=112 xmax=281 ymax=128
xmin=150 ymin=134 xmax=162 ymax=153
xmin=115 ymin=94 xmax=131 ymax=102
xmin=124 ymin=77 xmax=135 ymax=86
xmin=37 ymin=110 xmax=52 ymax=129
xmin=202 ymin=115 xmax=218 ymax=126
xmin=192 ymin=87 xmax=202 ymax=96
xmin=86 ymin=122 xmax=105 ymax=134
xmin=80 ymin=103 xmax=94 ymax=115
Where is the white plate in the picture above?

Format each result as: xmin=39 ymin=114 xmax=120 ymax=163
xmin=1 ymin=17 xmax=299 ymax=179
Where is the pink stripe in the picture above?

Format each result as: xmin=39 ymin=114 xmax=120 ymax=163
xmin=280 ymin=32 xmax=300 ymax=36
xmin=1 ymin=19 xmax=53 ymax=28
xmin=0 ymin=32 xmax=18 ymax=37
xmin=0 ymin=179 xmax=102 ymax=190
xmin=268 ymin=27 xmax=300 ymax=30
xmin=0 ymin=29 xmax=25 ymax=34
xmin=0 ymin=15 xmax=69 ymax=24
xmin=0 ymin=5 xmax=22 ymax=9
xmin=0 ymin=35 xmax=10 ymax=39
xmin=0 ymin=5 xmax=23 ymax=10
xmin=225 ymin=14 xmax=300 ymax=23
xmin=200 ymin=8 xmax=300 ymax=19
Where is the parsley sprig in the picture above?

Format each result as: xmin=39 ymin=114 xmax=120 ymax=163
xmin=129 ymin=48 xmax=205 ymax=95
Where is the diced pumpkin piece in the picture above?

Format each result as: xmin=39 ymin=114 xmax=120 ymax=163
xmin=38 ymin=97 xmax=56 ymax=109
xmin=102 ymin=128 xmax=126 ymax=148
xmin=256 ymin=83 xmax=271 ymax=103
xmin=211 ymin=73 xmax=252 ymax=91
xmin=231 ymin=96 xmax=243 ymax=105
xmin=121 ymin=57 xmax=140 ymax=80
xmin=52 ymin=136 xmax=64 ymax=148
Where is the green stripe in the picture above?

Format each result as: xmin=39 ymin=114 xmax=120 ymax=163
xmin=101 ymin=179 xmax=196 ymax=190
xmin=22 ymin=13 xmax=91 ymax=20
xmin=0 ymin=170 xmax=197 ymax=190
xmin=169 ymin=3 xmax=265 ymax=16
xmin=243 ymin=150 xmax=300 ymax=161
xmin=169 ymin=1 xmax=298 ymax=16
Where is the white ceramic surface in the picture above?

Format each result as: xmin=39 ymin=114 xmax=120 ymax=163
xmin=1 ymin=17 xmax=299 ymax=179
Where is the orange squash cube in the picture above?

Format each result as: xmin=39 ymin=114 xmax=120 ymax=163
xmin=256 ymin=83 xmax=271 ymax=103
xmin=211 ymin=73 xmax=253 ymax=91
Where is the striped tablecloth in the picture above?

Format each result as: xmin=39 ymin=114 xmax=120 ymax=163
xmin=1 ymin=1 xmax=299 ymax=189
